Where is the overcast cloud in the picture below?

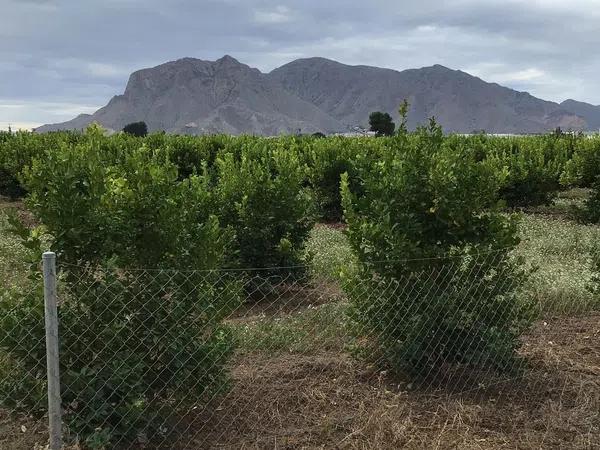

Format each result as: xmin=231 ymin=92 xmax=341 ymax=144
xmin=1 ymin=0 xmax=599 ymax=130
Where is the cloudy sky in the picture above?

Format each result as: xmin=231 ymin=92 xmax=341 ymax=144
xmin=1 ymin=0 xmax=599 ymax=130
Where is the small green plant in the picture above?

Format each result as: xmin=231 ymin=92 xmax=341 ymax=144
xmin=483 ymin=135 xmax=571 ymax=207
xmin=587 ymin=241 xmax=600 ymax=298
xmin=561 ymin=137 xmax=600 ymax=187
xmin=578 ymin=177 xmax=600 ymax=224
xmin=0 ymin=130 xmax=82 ymax=199
xmin=397 ymin=99 xmax=410 ymax=135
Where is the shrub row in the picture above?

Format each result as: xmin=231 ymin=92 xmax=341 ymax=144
xmin=2 ymin=127 xmax=599 ymax=212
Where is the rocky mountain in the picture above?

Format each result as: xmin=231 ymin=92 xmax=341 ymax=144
xmin=269 ymin=58 xmax=585 ymax=133
xmin=37 ymin=56 xmax=344 ymax=135
xmin=560 ymin=99 xmax=600 ymax=131
xmin=37 ymin=55 xmax=590 ymax=135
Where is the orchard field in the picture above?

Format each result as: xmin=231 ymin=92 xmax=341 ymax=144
xmin=0 ymin=124 xmax=599 ymax=448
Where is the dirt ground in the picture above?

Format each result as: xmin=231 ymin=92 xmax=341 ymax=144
xmin=179 ymin=314 xmax=600 ymax=449
xmin=5 ymin=314 xmax=596 ymax=450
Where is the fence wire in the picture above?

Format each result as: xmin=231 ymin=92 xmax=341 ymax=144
xmin=1 ymin=251 xmax=599 ymax=449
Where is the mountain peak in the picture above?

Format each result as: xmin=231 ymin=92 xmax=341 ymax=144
xmin=561 ymin=98 xmax=599 ymax=107
xmin=430 ymin=64 xmax=453 ymax=70
xmin=294 ymin=56 xmax=341 ymax=65
xmin=216 ymin=54 xmax=242 ymax=65
xmin=270 ymin=57 xmax=347 ymax=73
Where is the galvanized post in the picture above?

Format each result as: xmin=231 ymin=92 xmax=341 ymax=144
xmin=43 ymin=252 xmax=62 ymax=449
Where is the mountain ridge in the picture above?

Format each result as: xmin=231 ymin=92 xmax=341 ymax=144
xmin=36 ymin=55 xmax=597 ymax=135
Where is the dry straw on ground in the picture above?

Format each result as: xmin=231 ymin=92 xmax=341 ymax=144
xmin=3 ymin=314 xmax=597 ymax=449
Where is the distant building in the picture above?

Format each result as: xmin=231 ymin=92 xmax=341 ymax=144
xmin=333 ymin=131 xmax=377 ymax=137
xmin=332 ymin=126 xmax=377 ymax=137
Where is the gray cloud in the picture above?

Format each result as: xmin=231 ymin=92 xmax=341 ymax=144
xmin=2 ymin=0 xmax=599 ymax=130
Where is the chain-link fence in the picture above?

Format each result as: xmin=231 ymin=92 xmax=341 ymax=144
xmin=1 ymin=250 xmax=599 ymax=449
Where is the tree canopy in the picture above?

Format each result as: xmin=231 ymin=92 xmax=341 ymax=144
xmin=368 ymin=112 xmax=395 ymax=136
xmin=122 ymin=121 xmax=148 ymax=137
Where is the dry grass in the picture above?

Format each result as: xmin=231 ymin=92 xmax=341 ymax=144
xmin=173 ymin=313 xmax=599 ymax=449
xmin=3 ymin=314 xmax=598 ymax=449
xmin=0 ymin=410 xmax=47 ymax=450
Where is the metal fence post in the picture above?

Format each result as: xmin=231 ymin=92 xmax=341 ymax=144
xmin=43 ymin=252 xmax=62 ymax=449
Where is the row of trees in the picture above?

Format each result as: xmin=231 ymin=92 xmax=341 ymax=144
xmin=121 ymin=115 xmax=392 ymax=138
xmin=2 ymin=125 xmax=598 ymax=218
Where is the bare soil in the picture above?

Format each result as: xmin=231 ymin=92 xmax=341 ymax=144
xmin=0 ymin=410 xmax=47 ymax=450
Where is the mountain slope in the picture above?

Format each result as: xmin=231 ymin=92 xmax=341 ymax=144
xmin=560 ymin=99 xmax=600 ymax=131
xmin=38 ymin=56 xmax=589 ymax=135
xmin=268 ymin=58 xmax=585 ymax=133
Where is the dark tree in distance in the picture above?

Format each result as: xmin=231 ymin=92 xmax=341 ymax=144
xmin=123 ymin=121 xmax=148 ymax=137
xmin=368 ymin=112 xmax=395 ymax=136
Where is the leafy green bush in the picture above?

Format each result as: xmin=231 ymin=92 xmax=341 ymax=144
xmin=1 ymin=264 xmax=239 ymax=448
xmin=561 ymin=137 xmax=600 ymax=188
xmin=587 ymin=239 xmax=600 ymax=300
xmin=1 ymin=126 xmax=240 ymax=447
xmin=577 ymin=176 xmax=600 ymax=224
xmin=483 ymin=135 xmax=570 ymax=207
xmin=23 ymin=126 xmax=231 ymax=268
xmin=0 ymin=130 xmax=82 ymax=199
xmin=215 ymin=139 xmax=315 ymax=274
xmin=301 ymin=135 xmax=386 ymax=222
xmin=306 ymin=137 xmax=357 ymax=221
xmin=0 ymin=167 xmax=24 ymax=199
xmin=341 ymin=120 xmax=535 ymax=378
xmin=153 ymin=134 xmax=232 ymax=180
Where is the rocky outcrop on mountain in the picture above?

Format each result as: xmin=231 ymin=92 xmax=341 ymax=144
xmin=37 ymin=55 xmax=589 ymax=135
